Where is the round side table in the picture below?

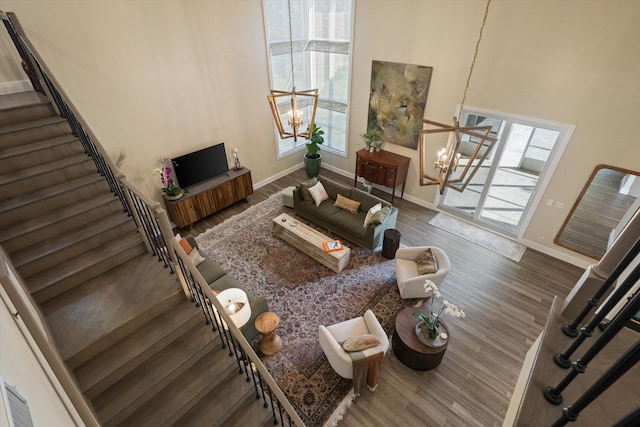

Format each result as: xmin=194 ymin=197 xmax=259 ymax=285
xmin=392 ymin=307 xmax=448 ymax=370
xmin=255 ymin=312 xmax=282 ymax=356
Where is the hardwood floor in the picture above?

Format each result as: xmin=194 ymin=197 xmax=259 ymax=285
xmin=176 ymin=168 xmax=634 ymax=427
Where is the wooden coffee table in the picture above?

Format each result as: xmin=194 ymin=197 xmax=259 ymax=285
xmin=272 ymin=213 xmax=350 ymax=273
xmin=392 ymin=306 xmax=449 ymax=370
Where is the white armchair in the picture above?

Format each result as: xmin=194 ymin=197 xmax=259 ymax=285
xmin=318 ymin=310 xmax=389 ymax=379
xmin=394 ymin=246 xmax=450 ymax=299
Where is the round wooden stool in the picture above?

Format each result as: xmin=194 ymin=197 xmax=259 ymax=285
xmin=255 ymin=312 xmax=282 ymax=355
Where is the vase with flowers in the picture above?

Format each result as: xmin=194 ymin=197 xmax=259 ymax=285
xmin=152 ymin=158 xmax=186 ymax=200
xmin=413 ymin=280 xmax=465 ymax=345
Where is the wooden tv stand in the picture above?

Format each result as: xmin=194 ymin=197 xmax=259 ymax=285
xmin=164 ymin=168 xmax=253 ymax=228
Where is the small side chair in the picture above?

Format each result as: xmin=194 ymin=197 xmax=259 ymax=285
xmin=394 ymin=246 xmax=450 ymax=299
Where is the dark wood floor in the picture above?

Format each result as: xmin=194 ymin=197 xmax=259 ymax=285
xmin=175 ymin=168 xmax=637 ymax=426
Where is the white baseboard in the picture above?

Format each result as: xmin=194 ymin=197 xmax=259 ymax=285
xmin=520 ymin=238 xmax=591 ymax=268
xmin=0 ymin=80 xmax=32 ymax=95
xmin=252 ymin=163 xmax=304 ymax=190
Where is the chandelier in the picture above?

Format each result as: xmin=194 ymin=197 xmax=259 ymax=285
xmin=419 ymin=0 xmax=496 ymax=195
xmin=267 ymin=0 xmax=318 ymax=142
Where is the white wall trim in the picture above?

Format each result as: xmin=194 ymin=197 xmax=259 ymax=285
xmin=0 ymin=80 xmax=31 ymax=95
xmin=520 ymin=238 xmax=591 ymax=269
xmin=252 ymin=163 xmax=304 ymax=190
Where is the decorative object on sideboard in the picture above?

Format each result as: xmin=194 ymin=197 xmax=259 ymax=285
xmin=152 ymin=157 xmax=186 ymax=200
xmin=413 ymin=281 xmax=465 ymax=344
xmin=232 ymin=147 xmax=244 ymax=171
xmin=304 ymin=123 xmax=324 ymax=178
xmin=419 ymin=0 xmax=497 ymax=195
xmin=266 ymin=0 xmax=318 ymax=142
xmin=360 ymin=128 xmax=383 ymax=152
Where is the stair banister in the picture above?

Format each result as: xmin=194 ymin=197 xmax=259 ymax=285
xmin=0 ymin=246 xmax=101 ymax=427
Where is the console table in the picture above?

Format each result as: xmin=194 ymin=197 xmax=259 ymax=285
xmin=164 ymin=168 xmax=253 ymax=228
xmin=392 ymin=306 xmax=449 ymax=371
xmin=354 ymin=149 xmax=410 ymax=204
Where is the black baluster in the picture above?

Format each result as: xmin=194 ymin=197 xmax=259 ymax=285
xmin=613 ymin=406 xmax=640 ymax=427
xmin=545 ymin=286 xmax=640 ymax=404
xmin=561 ymin=238 xmax=640 ymax=338
xmin=551 ymin=339 xmax=640 ymax=426
xmin=553 ymin=261 xmax=640 ymax=369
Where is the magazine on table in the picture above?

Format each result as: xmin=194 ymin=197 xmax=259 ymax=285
xmin=323 ymin=240 xmax=343 ymax=252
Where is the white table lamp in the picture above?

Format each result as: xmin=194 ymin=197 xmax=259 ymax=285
xmin=216 ymin=288 xmax=251 ymax=329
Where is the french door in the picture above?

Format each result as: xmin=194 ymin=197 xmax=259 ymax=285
xmin=439 ymin=107 xmax=573 ymax=238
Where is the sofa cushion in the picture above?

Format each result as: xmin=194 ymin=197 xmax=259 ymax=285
xmin=308 ymin=181 xmax=330 ymax=207
xmin=415 ymin=248 xmax=439 ymax=274
xmin=299 ymin=177 xmax=318 ymax=204
xmin=350 ymin=188 xmax=389 ymax=213
xmin=197 ymin=258 xmax=227 ymax=284
xmin=363 ymin=203 xmax=382 ymax=228
xmin=319 ymin=176 xmax=353 ymax=200
xmin=341 ymin=334 xmax=380 ymax=352
xmin=334 ymin=194 xmax=361 ymax=214
xmin=189 ymin=249 xmax=206 ymax=266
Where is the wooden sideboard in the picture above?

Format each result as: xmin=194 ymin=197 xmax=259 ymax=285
xmin=354 ymin=149 xmax=410 ymax=203
xmin=164 ymin=168 xmax=253 ymax=228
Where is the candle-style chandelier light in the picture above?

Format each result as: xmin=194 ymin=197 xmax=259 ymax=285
xmin=419 ymin=0 xmax=497 ymax=195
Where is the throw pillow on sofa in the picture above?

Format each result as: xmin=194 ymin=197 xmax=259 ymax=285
xmin=341 ymin=334 xmax=380 ymax=352
xmin=334 ymin=193 xmax=361 ymax=214
xmin=363 ymin=203 xmax=382 ymax=228
xmin=300 ymin=177 xmax=318 ymax=204
xmin=415 ymin=248 xmax=439 ymax=274
xmin=368 ymin=205 xmax=390 ymax=226
xmin=308 ymin=181 xmax=330 ymax=207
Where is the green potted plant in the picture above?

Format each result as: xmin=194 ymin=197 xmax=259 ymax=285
xmin=304 ymin=123 xmax=324 ymax=177
xmin=360 ymin=128 xmax=383 ymax=152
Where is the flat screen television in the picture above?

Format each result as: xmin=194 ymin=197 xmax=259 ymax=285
xmin=171 ymin=142 xmax=229 ymax=188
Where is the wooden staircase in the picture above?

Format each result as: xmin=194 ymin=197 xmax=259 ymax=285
xmin=0 ymin=91 xmax=273 ymax=426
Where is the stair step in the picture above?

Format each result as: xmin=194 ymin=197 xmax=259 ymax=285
xmin=28 ymin=233 xmax=147 ymax=303
xmin=41 ymin=256 xmax=184 ymax=366
xmin=77 ymin=301 xmax=203 ymax=398
xmin=0 ymin=193 xmax=122 ymax=253
xmin=0 ymin=116 xmax=70 ymax=148
xmin=0 ymin=173 xmax=108 ymax=226
xmin=1 ymin=155 xmax=97 ymax=199
xmin=0 ymin=99 xmax=56 ymax=126
xmin=114 ymin=347 xmax=238 ymax=427
xmin=95 ymin=322 xmax=217 ymax=426
xmin=13 ymin=212 xmax=136 ymax=278
xmin=0 ymin=134 xmax=84 ymax=172
xmin=176 ymin=366 xmax=273 ymax=427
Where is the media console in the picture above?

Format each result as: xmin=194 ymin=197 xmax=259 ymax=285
xmin=164 ymin=168 xmax=253 ymax=228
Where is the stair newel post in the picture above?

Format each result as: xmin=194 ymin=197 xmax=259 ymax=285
xmin=544 ymin=284 xmax=640 ymax=404
xmin=561 ymin=238 xmax=640 ymax=338
xmin=553 ymin=260 xmax=640 ymax=369
xmin=550 ymin=339 xmax=640 ymax=426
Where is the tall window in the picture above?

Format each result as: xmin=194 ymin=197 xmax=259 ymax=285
xmin=263 ymin=0 xmax=353 ymax=157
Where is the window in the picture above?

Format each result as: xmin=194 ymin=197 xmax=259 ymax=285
xmin=263 ymin=0 xmax=353 ymax=157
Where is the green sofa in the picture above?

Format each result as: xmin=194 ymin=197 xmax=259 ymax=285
xmin=185 ymin=235 xmax=268 ymax=341
xmin=292 ymin=176 xmax=398 ymax=251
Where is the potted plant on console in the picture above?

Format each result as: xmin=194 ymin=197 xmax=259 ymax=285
xmin=304 ymin=123 xmax=324 ymax=178
xmin=360 ymin=128 xmax=383 ymax=152
xmin=153 ymin=157 xmax=186 ymax=201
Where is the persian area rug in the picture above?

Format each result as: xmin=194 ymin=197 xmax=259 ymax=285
xmin=429 ymin=212 xmax=527 ymax=262
xmin=196 ymin=193 xmax=412 ymax=427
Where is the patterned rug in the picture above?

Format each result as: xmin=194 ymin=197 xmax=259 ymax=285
xmin=196 ymin=193 xmax=412 ymax=427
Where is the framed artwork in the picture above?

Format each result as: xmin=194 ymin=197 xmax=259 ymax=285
xmin=367 ymin=60 xmax=433 ymax=150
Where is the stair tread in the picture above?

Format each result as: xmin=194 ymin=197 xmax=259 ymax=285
xmin=0 ymin=173 xmax=104 ymax=213
xmin=177 ymin=367 xmax=268 ymax=427
xmin=25 ymin=232 xmax=144 ymax=294
xmin=0 ymin=152 xmax=92 ymax=186
xmin=0 ymin=115 xmax=66 ymax=136
xmin=0 ymin=193 xmax=119 ymax=244
xmin=117 ymin=347 xmax=238 ymax=427
xmin=0 ymin=134 xmax=79 ymax=160
xmin=0 ymin=91 xmax=48 ymax=110
xmin=11 ymin=211 xmax=134 ymax=268
xmin=76 ymin=300 xmax=201 ymax=394
xmin=95 ymin=321 xmax=216 ymax=425
xmin=41 ymin=253 xmax=182 ymax=361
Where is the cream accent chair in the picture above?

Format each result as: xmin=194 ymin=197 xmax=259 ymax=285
xmin=318 ymin=310 xmax=389 ymax=379
xmin=394 ymin=246 xmax=450 ymax=299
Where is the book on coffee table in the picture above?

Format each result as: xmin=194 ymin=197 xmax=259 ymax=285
xmin=323 ymin=240 xmax=343 ymax=252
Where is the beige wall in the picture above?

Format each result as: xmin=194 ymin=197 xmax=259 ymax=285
xmin=1 ymin=0 xmax=639 ymax=264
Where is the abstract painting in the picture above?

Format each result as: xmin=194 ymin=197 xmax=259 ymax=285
xmin=367 ymin=60 xmax=433 ymax=150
